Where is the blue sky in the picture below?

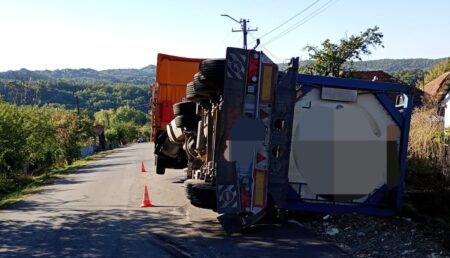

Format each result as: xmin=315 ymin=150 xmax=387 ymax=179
xmin=0 ymin=0 xmax=449 ymax=71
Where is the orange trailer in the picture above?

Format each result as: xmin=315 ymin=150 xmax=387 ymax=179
xmin=150 ymin=53 xmax=204 ymax=142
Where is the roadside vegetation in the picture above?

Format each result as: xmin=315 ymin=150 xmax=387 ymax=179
xmin=0 ymin=100 xmax=150 ymax=203
xmin=94 ymin=106 xmax=150 ymax=146
xmin=405 ymin=58 xmax=450 ymax=221
xmin=0 ymin=102 xmax=92 ymax=201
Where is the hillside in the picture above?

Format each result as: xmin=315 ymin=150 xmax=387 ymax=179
xmin=0 ymin=80 xmax=150 ymax=114
xmin=0 ymin=57 xmax=447 ymax=114
xmin=1 ymin=58 xmax=447 ymax=85
xmin=350 ymin=58 xmax=448 ymax=73
xmin=0 ymin=65 xmax=156 ymax=85
xmin=297 ymin=58 xmax=447 ymax=73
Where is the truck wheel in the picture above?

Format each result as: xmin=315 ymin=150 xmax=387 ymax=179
xmin=174 ymin=115 xmax=198 ymax=129
xmin=199 ymin=59 xmax=226 ymax=80
xmin=190 ymin=182 xmax=217 ymax=210
xmin=194 ymin=80 xmax=220 ymax=93
xmin=173 ymin=101 xmax=196 ymax=116
xmin=155 ymin=155 xmax=166 ymax=175
xmin=185 ymin=179 xmax=203 ymax=200
xmin=186 ymin=82 xmax=208 ymax=101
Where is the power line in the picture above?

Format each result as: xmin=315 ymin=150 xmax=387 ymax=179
xmin=214 ymin=30 xmax=234 ymax=53
xmin=264 ymin=0 xmax=339 ymax=46
xmin=257 ymin=0 xmax=321 ymax=40
xmin=265 ymin=0 xmax=339 ymax=45
xmin=249 ymin=34 xmax=282 ymax=63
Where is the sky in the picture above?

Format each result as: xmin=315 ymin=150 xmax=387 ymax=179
xmin=0 ymin=0 xmax=449 ymax=71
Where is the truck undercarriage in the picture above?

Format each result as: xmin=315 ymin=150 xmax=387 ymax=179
xmin=152 ymin=47 xmax=413 ymax=234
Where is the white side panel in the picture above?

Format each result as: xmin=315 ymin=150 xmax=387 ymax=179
xmin=289 ymin=88 xmax=399 ymax=201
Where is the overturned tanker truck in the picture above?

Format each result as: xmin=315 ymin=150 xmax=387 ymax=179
xmin=151 ymin=47 xmax=413 ymax=234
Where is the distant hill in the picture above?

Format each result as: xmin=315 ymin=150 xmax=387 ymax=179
xmin=1 ymin=58 xmax=447 ymax=85
xmin=0 ymin=80 xmax=151 ymax=114
xmin=297 ymin=58 xmax=447 ymax=73
xmin=0 ymin=65 xmax=156 ymax=85
xmin=349 ymin=58 xmax=448 ymax=73
xmin=1 ymin=57 xmax=447 ymax=114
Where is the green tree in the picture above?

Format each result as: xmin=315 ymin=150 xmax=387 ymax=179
xmin=94 ymin=106 xmax=148 ymax=145
xmin=105 ymin=128 xmax=119 ymax=142
xmin=139 ymin=124 xmax=151 ymax=140
xmin=0 ymin=102 xmax=27 ymax=177
xmin=52 ymin=108 xmax=94 ymax=165
xmin=20 ymin=106 xmax=58 ymax=173
xmin=113 ymin=122 xmax=139 ymax=144
xmin=301 ymin=26 xmax=384 ymax=76
xmin=94 ymin=109 xmax=115 ymax=128
xmin=391 ymin=69 xmax=426 ymax=86
xmin=115 ymin=106 xmax=148 ymax=126
xmin=417 ymin=58 xmax=450 ymax=88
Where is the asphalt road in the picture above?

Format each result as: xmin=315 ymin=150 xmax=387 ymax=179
xmin=0 ymin=143 xmax=348 ymax=258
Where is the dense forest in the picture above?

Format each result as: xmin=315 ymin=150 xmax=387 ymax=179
xmin=295 ymin=58 xmax=446 ymax=73
xmin=0 ymin=65 xmax=155 ymax=85
xmin=1 ymin=58 xmax=446 ymax=85
xmin=0 ymin=80 xmax=151 ymax=114
xmin=0 ymin=57 xmax=447 ymax=115
xmin=348 ymin=58 xmax=447 ymax=73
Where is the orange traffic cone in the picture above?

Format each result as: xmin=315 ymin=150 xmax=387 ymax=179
xmin=141 ymin=161 xmax=146 ymax=172
xmin=141 ymin=185 xmax=153 ymax=207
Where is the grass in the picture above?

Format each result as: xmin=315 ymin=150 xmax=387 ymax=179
xmin=0 ymin=151 xmax=109 ymax=208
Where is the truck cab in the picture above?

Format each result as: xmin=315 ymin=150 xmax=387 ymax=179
xmin=151 ymin=54 xmax=204 ymax=174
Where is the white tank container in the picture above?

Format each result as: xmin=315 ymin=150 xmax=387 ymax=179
xmin=289 ymin=88 xmax=400 ymax=202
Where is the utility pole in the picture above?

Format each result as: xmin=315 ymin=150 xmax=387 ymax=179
xmin=73 ymin=91 xmax=80 ymax=115
xmin=76 ymin=95 xmax=80 ymax=115
xmin=221 ymin=14 xmax=257 ymax=49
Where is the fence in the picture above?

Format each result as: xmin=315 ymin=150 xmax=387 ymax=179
xmin=80 ymin=145 xmax=96 ymax=158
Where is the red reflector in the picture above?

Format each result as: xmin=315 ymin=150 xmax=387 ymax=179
xmin=241 ymin=187 xmax=251 ymax=208
xmin=247 ymin=51 xmax=259 ymax=83
xmin=256 ymin=153 xmax=266 ymax=163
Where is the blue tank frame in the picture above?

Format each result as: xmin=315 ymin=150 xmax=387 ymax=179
xmin=286 ymin=74 xmax=413 ymax=216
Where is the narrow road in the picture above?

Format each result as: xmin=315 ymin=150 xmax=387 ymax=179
xmin=0 ymin=143 xmax=347 ymax=257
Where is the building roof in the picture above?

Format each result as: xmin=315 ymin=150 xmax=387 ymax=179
xmin=342 ymin=70 xmax=424 ymax=107
xmin=422 ymin=72 xmax=450 ymax=101
xmin=342 ymin=70 xmax=405 ymax=84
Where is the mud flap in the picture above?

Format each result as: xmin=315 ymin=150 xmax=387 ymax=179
xmin=217 ymin=210 xmax=267 ymax=235
xmin=217 ymin=214 xmax=244 ymax=235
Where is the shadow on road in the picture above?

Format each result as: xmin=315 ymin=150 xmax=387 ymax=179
xmin=0 ymin=208 xmax=348 ymax=257
xmin=75 ymin=162 xmax=132 ymax=174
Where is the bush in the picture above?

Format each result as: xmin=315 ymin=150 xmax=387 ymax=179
xmin=0 ymin=101 xmax=93 ymax=193
xmin=94 ymin=106 xmax=148 ymax=144
xmin=407 ymin=100 xmax=445 ymax=175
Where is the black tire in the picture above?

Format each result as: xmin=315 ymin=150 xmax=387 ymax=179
xmin=155 ymin=155 xmax=166 ymax=175
xmin=189 ymin=181 xmax=217 ymax=210
xmin=185 ymin=179 xmax=203 ymax=200
xmin=173 ymin=101 xmax=196 ymax=116
xmin=174 ymin=115 xmax=198 ymax=129
xmin=193 ymin=72 xmax=223 ymax=93
xmin=186 ymin=82 xmax=196 ymax=98
xmin=199 ymin=59 xmax=226 ymax=79
xmin=186 ymin=81 xmax=209 ymax=101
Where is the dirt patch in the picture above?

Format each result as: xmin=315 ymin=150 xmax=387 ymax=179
xmin=294 ymin=212 xmax=450 ymax=258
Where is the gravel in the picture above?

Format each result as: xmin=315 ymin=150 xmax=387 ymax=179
xmin=294 ymin=213 xmax=450 ymax=257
